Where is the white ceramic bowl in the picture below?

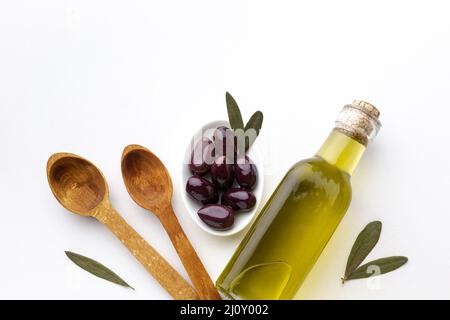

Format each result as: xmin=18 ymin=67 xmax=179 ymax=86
xmin=181 ymin=120 xmax=264 ymax=236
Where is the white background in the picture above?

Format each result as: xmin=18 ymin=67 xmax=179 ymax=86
xmin=1 ymin=0 xmax=449 ymax=300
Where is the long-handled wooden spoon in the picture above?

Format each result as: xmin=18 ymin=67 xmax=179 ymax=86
xmin=121 ymin=145 xmax=221 ymax=300
xmin=47 ymin=152 xmax=198 ymax=300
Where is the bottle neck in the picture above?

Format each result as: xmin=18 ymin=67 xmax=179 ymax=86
xmin=316 ymin=129 xmax=366 ymax=176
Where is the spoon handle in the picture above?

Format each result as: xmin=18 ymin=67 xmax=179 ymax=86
xmin=160 ymin=206 xmax=221 ymax=300
xmin=95 ymin=206 xmax=199 ymax=300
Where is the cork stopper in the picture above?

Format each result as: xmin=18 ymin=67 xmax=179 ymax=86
xmin=335 ymin=100 xmax=381 ymax=146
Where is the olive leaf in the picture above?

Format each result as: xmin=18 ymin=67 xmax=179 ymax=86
xmin=245 ymin=111 xmax=264 ymax=134
xmin=344 ymin=256 xmax=408 ymax=282
xmin=244 ymin=111 xmax=264 ymax=151
xmin=342 ymin=221 xmax=408 ymax=284
xmin=65 ymin=251 xmax=134 ymax=289
xmin=344 ymin=221 xmax=382 ymax=279
xmin=226 ymin=92 xmax=244 ymax=130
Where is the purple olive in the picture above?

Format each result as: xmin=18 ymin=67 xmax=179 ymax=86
xmin=186 ymin=176 xmax=218 ymax=204
xmin=189 ymin=137 xmax=215 ymax=176
xmin=211 ymin=155 xmax=234 ymax=189
xmin=198 ymin=204 xmax=235 ymax=229
xmin=213 ymin=126 xmax=236 ymax=162
xmin=222 ymin=188 xmax=256 ymax=211
xmin=235 ymin=156 xmax=258 ymax=190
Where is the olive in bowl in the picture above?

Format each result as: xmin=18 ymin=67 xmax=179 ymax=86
xmin=211 ymin=155 xmax=235 ymax=190
xmin=213 ymin=126 xmax=237 ymax=161
xmin=198 ymin=204 xmax=235 ymax=230
xmin=186 ymin=175 xmax=218 ymax=204
xmin=222 ymin=188 xmax=256 ymax=211
xmin=235 ymin=155 xmax=258 ymax=190
xmin=189 ymin=137 xmax=215 ymax=176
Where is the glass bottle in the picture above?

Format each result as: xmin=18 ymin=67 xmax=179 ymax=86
xmin=216 ymin=100 xmax=381 ymax=300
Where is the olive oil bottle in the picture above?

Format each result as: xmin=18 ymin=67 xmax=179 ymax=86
xmin=216 ymin=100 xmax=381 ymax=300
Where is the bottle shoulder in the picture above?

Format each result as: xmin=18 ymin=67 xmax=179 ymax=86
xmin=287 ymin=156 xmax=352 ymax=192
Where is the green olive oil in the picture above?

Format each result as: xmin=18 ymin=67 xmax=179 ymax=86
xmin=216 ymin=101 xmax=381 ymax=300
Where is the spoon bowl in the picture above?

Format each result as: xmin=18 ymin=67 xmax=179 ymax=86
xmin=121 ymin=146 xmax=172 ymax=213
xmin=47 ymin=153 xmax=107 ymax=216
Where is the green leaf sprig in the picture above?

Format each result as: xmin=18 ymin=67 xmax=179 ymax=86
xmin=342 ymin=221 xmax=408 ymax=283
xmin=65 ymin=251 xmax=134 ymax=289
xmin=225 ymin=92 xmax=263 ymax=151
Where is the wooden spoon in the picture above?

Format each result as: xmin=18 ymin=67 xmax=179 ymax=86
xmin=121 ymin=145 xmax=221 ymax=300
xmin=47 ymin=152 xmax=198 ymax=300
